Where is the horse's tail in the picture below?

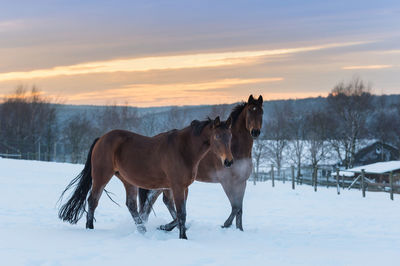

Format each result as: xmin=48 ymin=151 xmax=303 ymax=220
xmin=138 ymin=188 xmax=151 ymax=212
xmin=58 ymin=137 xmax=99 ymax=224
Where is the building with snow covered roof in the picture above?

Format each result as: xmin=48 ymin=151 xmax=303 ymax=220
xmin=353 ymin=141 xmax=399 ymax=166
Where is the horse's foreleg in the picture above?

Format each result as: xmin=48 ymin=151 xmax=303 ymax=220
xmin=124 ymin=183 xmax=146 ymax=234
xmin=221 ymin=180 xmax=246 ymax=231
xmin=222 ymin=208 xmax=237 ymax=229
xmin=172 ymin=187 xmax=187 ymax=239
xmin=139 ymin=189 xmax=162 ymax=223
xmin=159 ymin=190 xmax=178 ymax=231
xmin=234 ymin=181 xmax=246 ymax=231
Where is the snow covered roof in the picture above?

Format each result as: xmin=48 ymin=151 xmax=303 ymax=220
xmin=338 ymin=161 xmax=400 ymax=176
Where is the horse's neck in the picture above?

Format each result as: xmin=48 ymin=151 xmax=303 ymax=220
xmin=181 ymin=128 xmax=211 ymax=165
xmin=232 ymin=111 xmax=253 ymax=159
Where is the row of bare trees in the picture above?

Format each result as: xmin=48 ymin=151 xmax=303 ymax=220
xmin=0 ymin=87 xmax=57 ymax=160
xmin=0 ymin=87 xmax=229 ymax=163
xmin=252 ymin=78 xmax=400 ymax=182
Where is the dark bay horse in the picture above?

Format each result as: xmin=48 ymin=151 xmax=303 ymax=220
xmin=139 ymin=95 xmax=263 ymax=231
xmin=58 ymin=116 xmax=233 ymax=239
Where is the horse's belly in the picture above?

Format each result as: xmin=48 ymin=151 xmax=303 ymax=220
xmin=118 ymin=163 xmax=169 ymax=189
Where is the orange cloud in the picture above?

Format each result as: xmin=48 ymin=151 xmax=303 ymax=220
xmin=58 ymin=77 xmax=283 ymax=106
xmin=342 ymin=65 xmax=393 ymax=70
xmin=0 ymin=41 xmax=368 ymax=82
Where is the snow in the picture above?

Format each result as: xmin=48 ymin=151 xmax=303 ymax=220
xmin=1 ymin=158 xmax=399 ymax=266
xmin=339 ymin=161 xmax=400 ymax=176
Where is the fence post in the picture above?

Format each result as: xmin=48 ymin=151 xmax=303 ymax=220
xmin=361 ymin=169 xmax=366 ymax=198
xmin=326 ymin=170 xmax=329 ymax=188
xmin=336 ymin=167 xmax=340 ymax=195
xmin=299 ymin=169 xmax=303 ymax=185
xmin=314 ymin=167 xmax=317 ymax=192
xmin=271 ymin=164 xmax=275 ymax=187
xmin=38 ymin=141 xmax=41 ymax=161
xmin=341 ymin=174 xmax=344 ymax=188
xmin=291 ymin=165 xmax=295 ymax=190
xmin=389 ymin=172 xmax=394 ymax=200
xmin=283 ymin=170 xmax=286 ymax=184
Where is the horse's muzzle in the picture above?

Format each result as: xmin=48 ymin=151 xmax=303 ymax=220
xmin=224 ymin=159 xmax=234 ymax=168
xmin=251 ymin=129 xmax=260 ymax=138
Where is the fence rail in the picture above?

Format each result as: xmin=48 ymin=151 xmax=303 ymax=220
xmin=253 ymin=165 xmax=400 ymax=200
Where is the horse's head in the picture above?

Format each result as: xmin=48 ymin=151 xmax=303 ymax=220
xmin=209 ymin=116 xmax=234 ymax=168
xmin=244 ymin=95 xmax=263 ymax=139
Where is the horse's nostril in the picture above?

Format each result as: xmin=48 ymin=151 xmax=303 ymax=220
xmin=224 ymin=159 xmax=233 ymax=167
xmin=251 ymin=129 xmax=260 ymax=138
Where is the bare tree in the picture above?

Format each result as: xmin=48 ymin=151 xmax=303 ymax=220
xmin=287 ymin=111 xmax=306 ymax=180
xmin=327 ymin=77 xmax=372 ymax=168
xmin=163 ymin=106 xmax=190 ymax=132
xmin=252 ymin=138 xmax=268 ymax=185
xmin=138 ymin=113 xmax=159 ymax=137
xmin=264 ymin=102 xmax=291 ymax=176
xmin=97 ymin=103 xmax=139 ymax=135
xmin=209 ymin=104 xmax=231 ymax=120
xmin=64 ymin=113 xmax=96 ymax=163
xmin=304 ymin=109 xmax=331 ymax=183
xmin=368 ymin=97 xmax=400 ymax=150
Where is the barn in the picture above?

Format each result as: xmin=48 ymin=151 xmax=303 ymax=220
xmin=353 ymin=141 xmax=399 ymax=166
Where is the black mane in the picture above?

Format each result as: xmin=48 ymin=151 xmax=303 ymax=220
xmin=229 ymin=102 xmax=247 ymax=125
xmin=191 ymin=118 xmax=212 ymax=136
xmin=191 ymin=117 xmax=230 ymax=136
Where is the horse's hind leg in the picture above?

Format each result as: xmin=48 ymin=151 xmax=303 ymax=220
xmin=124 ymin=183 xmax=146 ymax=234
xmin=86 ymin=168 xmax=113 ymax=229
xmin=159 ymin=189 xmax=178 ymax=231
xmin=86 ymin=180 xmax=109 ymax=229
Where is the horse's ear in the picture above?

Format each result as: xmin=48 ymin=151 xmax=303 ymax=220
xmin=213 ymin=116 xmax=221 ymax=128
xmin=191 ymin=120 xmax=199 ymax=127
xmin=258 ymin=95 xmax=263 ymax=104
xmin=248 ymin=94 xmax=255 ymax=103
xmin=226 ymin=116 xmax=232 ymax=129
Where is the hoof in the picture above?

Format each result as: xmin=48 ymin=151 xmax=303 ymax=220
xmin=137 ymin=224 xmax=147 ymax=234
xmin=86 ymin=223 xmax=94 ymax=229
xmin=158 ymin=224 xmax=174 ymax=231
xmin=158 ymin=221 xmax=178 ymax=232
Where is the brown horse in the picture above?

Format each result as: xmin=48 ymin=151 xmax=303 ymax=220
xmin=58 ymin=116 xmax=233 ymax=239
xmin=139 ymin=95 xmax=263 ymax=231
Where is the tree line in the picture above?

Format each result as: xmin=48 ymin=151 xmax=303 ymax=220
xmin=253 ymin=77 xmax=400 ymax=182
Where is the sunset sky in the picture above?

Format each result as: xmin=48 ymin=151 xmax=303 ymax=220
xmin=1 ymin=0 xmax=399 ymax=107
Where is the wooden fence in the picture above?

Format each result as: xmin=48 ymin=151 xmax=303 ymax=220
xmin=253 ymin=165 xmax=400 ymax=200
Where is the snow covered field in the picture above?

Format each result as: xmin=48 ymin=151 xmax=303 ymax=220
xmin=1 ymin=158 xmax=399 ymax=266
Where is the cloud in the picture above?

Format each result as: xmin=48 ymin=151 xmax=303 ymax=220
xmin=0 ymin=41 xmax=368 ymax=82
xmin=55 ymin=77 xmax=283 ymax=106
xmin=0 ymin=20 xmax=25 ymax=32
xmin=375 ymin=49 xmax=400 ymax=54
xmin=342 ymin=65 xmax=393 ymax=70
